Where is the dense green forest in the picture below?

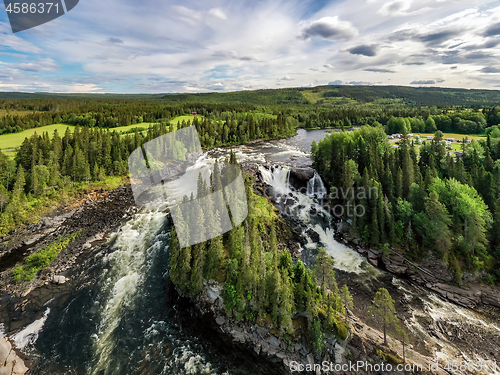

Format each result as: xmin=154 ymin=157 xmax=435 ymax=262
xmin=162 ymin=85 xmax=500 ymax=107
xmin=312 ymin=126 xmax=500 ymax=284
xmin=0 ymin=113 xmax=295 ymax=234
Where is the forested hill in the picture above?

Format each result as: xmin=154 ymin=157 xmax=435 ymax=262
xmin=161 ymin=86 xmax=500 ymax=107
xmin=4 ymin=85 xmax=500 ymax=107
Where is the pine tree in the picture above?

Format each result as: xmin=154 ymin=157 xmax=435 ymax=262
xmin=279 ymin=270 xmax=294 ymax=335
xmin=0 ymin=184 xmax=8 ymax=212
xmin=340 ymin=284 xmax=354 ymax=327
xmin=369 ymin=288 xmax=398 ymax=345
xmin=313 ymin=247 xmax=338 ymax=300
xmin=13 ymin=165 xmax=25 ymax=196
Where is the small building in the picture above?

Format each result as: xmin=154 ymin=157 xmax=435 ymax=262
xmin=414 ymin=135 xmax=420 ymax=138
xmin=465 ymin=140 xmax=471 ymax=144
xmin=192 ymin=112 xmax=197 ymax=116
xmin=408 ymin=133 xmax=413 ymax=137
xmin=447 ymin=138 xmax=455 ymax=142
xmin=427 ymin=136 xmax=433 ymax=140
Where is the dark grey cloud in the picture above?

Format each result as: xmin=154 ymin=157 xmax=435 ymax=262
xmin=441 ymin=50 xmax=460 ymax=64
xmin=387 ymin=1 xmax=405 ymax=12
xmin=301 ymin=17 xmax=357 ymax=41
xmin=403 ymin=62 xmax=425 ymax=65
xmin=328 ymin=80 xmax=342 ymax=85
xmin=463 ymin=39 xmax=500 ymax=50
xmin=364 ymin=68 xmax=395 ymax=73
xmin=411 ymin=80 xmax=436 ymax=84
xmin=483 ymin=23 xmax=500 ymax=37
xmin=450 ymin=66 xmax=457 ymax=69
xmin=464 ymin=52 xmax=492 ymax=60
xmin=347 ymin=44 xmax=378 ymax=57
xmin=481 ymin=67 xmax=500 ymax=73
xmin=107 ymin=37 xmax=124 ymax=44
xmin=393 ymin=28 xmax=462 ymax=47
xmin=419 ymin=30 xmax=458 ymax=45
xmin=210 ymin=51 xmax=256 ymax=62
xmin=448 ymin=42 xmax=465 ymax=49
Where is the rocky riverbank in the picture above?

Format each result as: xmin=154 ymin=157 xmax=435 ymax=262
xmin=335 ymin=221 xmax=500 ymax=311
xmin=0 ymin=184 xmax=136 ymax=373
xmin=178 ymin=277 xmax=453 ymax=375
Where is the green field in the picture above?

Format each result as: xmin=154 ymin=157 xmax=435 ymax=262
xmin=0 ymin=124 xmax=74 ymax=151
xmin=110 ymin=122 xmax=154 ymax=133
xmin=111 ymin=115 xmax=200 ymax=134
xmin=0 ymin=115 xmax=203 ymax=152
xmin=170 ymin=115 xmax=201 ymax=124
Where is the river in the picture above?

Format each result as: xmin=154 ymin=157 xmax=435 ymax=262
xmin=6 ymin=129 xmax=500 ymax=374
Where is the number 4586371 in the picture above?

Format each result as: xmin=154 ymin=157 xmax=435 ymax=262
xmin=5 ymin=3 xmax=60 ymax=14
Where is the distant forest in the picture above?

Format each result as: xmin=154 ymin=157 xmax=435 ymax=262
xmin=3 ymin=85 xmax=500 ymax=136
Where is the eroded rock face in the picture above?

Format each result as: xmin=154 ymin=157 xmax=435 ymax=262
xmin=0 ymin=338 xmax=28 ymax=375
xmin=289 ymin=168 xmax=315 ymax=189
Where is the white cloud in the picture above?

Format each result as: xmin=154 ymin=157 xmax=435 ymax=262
xmin=208 ymin=8 xmax=227 ymax=20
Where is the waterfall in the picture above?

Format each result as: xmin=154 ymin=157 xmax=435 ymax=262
xmin=307 ymin=172 xmax=327 ymax=199
xmin=258 ymin=165 xmax=291 ymax=195
xmin=90 ymin=211 xmax=168 ymax=375
xmin=260 ymin=165 xmax=367 ymax=274
xmin=310 ymin=226 xmax=364 ymax=273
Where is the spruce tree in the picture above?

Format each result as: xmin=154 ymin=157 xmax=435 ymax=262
xmin=369 ymin=288 xmax=398 ymax=345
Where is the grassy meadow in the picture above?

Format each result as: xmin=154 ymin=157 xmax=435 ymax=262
xmin=0 ymin=124 xmax=74 ymax=151
xmin=0 ymin=114 xmax=202 ymax=154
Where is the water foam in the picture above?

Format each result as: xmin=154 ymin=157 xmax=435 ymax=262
xmin=12 ymin=308 xmax=50 ymax=350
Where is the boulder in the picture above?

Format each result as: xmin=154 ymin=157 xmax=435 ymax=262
xmin=13 ymin=360 xmax=29 ymax=375
xmin=305 ymin=228 xmax=320 ymax=244
xmin=289 ymin=168 xmax=315 ymax=189
xmin=367 ymin=250 xmax=379 ymax=267
xmin=482 ymin=292 xmax=500 ymax=309
xmin=0 ymin=363 xmax=13 ymax=375
xmin=0 ymin=338 xmax=11 ymax=365
xmin=51 ymin=275 xmax=68 ymax=285
xmin=0 ymin=338 xmax=28 ymax=375
xmin=381 ymin=253 xmax=407 ymax=275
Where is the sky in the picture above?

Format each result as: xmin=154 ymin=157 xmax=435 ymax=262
xmin=2 ymin=0 xmax=500 ymax=93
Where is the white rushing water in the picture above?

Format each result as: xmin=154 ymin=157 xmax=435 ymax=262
xmin=90 ymin=211 xmax=168 ymax=375
xmin=259 ymin=165 xmax=367 ymax=274
xmin=12 ymin=308 xmax=50 ymax=350
xmin=307 ymin=171 xmax=327 ymax=199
